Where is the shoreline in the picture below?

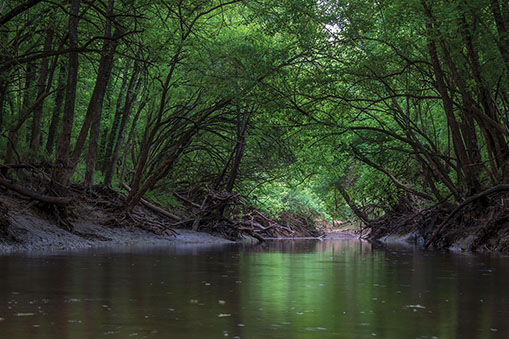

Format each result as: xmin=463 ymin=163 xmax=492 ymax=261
xmin=0 ymin=202 xmax=363 ymax=255
xmin=0 ymin=210 xmax=236 ymax=255
xmin=365 ymin=207 xmax=509 ymax=255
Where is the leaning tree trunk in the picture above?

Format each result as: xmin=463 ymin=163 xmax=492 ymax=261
xmin=70 ymin=0 xmax=119 ymax=187
xmin=30 ymin=24 xmax=53 ymax=154
xmin=51 ymin=0 xmax=80 ymax=191
xmin=45 ymin=63 xmax=66 ymax=155
xmin=421 ymin=0 xmax=478 ymax=196
xmin=216 ymin=105 xmax=249 ymax=220
xmin=103 ymin=61 xmax=141 ymax=186
xmin=100 ymin=60 xmax=130 ymax=172
xmin=5 ymin=63 xmax=36 ymax=164
xmin=0 ymin=30 xmax=8 ymax=131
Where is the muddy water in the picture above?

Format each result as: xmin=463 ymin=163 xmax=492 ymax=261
xmin=0 ymin=240 xmax=508 ymax=338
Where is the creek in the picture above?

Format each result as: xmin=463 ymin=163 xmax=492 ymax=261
xmin=0 ymin=240 xmax=508 ymax=338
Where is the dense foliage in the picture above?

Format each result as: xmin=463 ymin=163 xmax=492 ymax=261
xmin=1 ymin=0 xmax=508 ymax=226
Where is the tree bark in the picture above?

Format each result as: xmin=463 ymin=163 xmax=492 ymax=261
xmin=421 ymin=0 xmax=476 ymax=196
xmin=336 ymin=183 xmax=371 ymax=225
xmin=0 ymin=177 xmax=71 ymax=205
xmin=30 ymin=25 xmax=54 ymax=153
xmin=103 ymin=61 xmax=141 ymax=186
xmin=0 ymin=31 xmax=7 ymax=131
xmin=51 ymin=0 xmax=81 ymax=190
xmin=76 ymin=0 xmax=119 ymax=187
xmin=225 ymin=106 xmax=249 ymax=193
xmin=101 ymin=60 xmax=130 ymax=172
xmin=490 ymin=0 xmax=509 ymax=72
xmin=124 ymin=100 xmax=230 ymax=212
xmin=45 ymin=63 xmax=66 ymax=155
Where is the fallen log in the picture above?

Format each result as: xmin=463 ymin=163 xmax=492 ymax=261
xmin=0 ymin=177 xmax=72 ymax=205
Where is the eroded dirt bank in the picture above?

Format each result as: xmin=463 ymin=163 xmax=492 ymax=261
xmin=0 ymin=194 xmax=234 ymax=254
xmin=0 ymin=180 xmax=329 ymax=254
xmin=364 ymin=190 xmax=509 ymax=254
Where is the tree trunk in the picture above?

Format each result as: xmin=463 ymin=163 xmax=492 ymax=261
xmin=118 ymin=99 xmax=147 ymax=187
xmin=124 ymin=100 xmax=230 ymax=212
xmin=74 ymin=0 xmax=119 ymax=187
xmin=490 ymin=0 xmax=509 ymax=72
xmin=5 ymin=63 xmax=36 ymax=163
xmin=336 ymin=184 xmax=371 ymax=225
xmin=0 ymin=31 xmax=7 ymax=131
xmin=0 ymin=0 xmax=43 ymax=26
xmin=101 ymin=60 xmax=130 ymax=172
xmin=225 ymin=105 xmax=249 ymax=193
xmin=0 ymin=77 xmax=6 ymax=132
xmin=51 ymin=0 xmax=80 ymax=190
xmin=30 ymin=25 xmax=54 ymax=154
xmin=103 ymin=61 xmax=141 ymax=186
xmin=421 ymin=0 xmax=476 ymax=196
xmin=45 ymin=63 xmax=66 ymax=155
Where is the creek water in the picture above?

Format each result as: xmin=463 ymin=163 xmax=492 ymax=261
xmin=0 ymin=240 xmax=508 ymax=338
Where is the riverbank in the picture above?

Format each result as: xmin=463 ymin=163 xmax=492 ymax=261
xmin=365 ymin=190 xmax=509 ymax=254
xmin=0 ymin=173 xmax=331 ymax=253
xmin=0 ymin=192 xmax=236 ymax=254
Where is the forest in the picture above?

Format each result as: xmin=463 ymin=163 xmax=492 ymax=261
xmin=1 ymin=0 xmax=509 ymax=252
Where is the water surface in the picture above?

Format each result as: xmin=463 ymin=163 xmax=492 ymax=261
xmin=0 ymin=240 xmax=508 ymax=338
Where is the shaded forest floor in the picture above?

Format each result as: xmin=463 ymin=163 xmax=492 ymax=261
xmin=365 ymin=190 xmax=509 ymax=254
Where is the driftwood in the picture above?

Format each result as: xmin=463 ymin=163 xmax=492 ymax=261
xmin=0 ymin=176 xmax=71 ymax=205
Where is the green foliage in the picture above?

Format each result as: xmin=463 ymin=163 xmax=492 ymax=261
xmin=1 ymin=0 xmax=508 ymax=225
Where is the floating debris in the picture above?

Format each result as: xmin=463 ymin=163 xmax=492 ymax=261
xmin=218 ymin=314 xmax=231 ymax=318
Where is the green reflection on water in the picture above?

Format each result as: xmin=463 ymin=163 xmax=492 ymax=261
xmin=0 ymin=241 xmax=508 ymax=338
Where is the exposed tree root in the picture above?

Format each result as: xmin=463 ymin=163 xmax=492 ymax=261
xmin=366 ymin=188 xmax=509 ymax=253
xmin=0 ymin=163 xmax=321 ymax=243
xmin=0 ymin=176 xmax=72 ymax=205
xmin=424 ymin=184 xmax=509 ymax=248
xmin=172 ymin=189 xmax=321 ymax=241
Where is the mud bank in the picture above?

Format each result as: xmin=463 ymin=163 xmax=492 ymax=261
xmin=366 ymin=196 xmax=509 ymax=254
xmin=0 ymin=195 xmax=233 ymax=254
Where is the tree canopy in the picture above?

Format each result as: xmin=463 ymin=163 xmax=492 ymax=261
xmin=1 ymin=0 xmax=508 ymax=232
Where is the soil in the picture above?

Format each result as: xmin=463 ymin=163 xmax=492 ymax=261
xmin=0 ymin=193 xmax=234 ymax=254
xmin=365 ymin=191 xmax=509 ymax=254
